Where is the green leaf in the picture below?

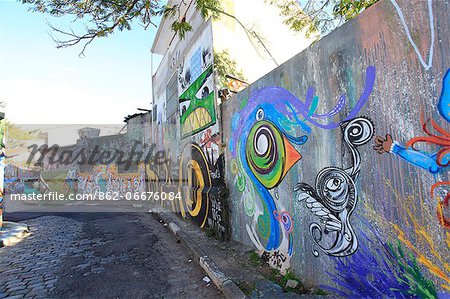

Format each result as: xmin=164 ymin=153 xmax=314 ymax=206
xmin=171 ymin=20 xmax=192 ymax=39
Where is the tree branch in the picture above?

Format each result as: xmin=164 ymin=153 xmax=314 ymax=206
xmin=203 ymin=5 xmax=279 ymax=66
xmin=26 ymin=0 xmax=157 ymax=56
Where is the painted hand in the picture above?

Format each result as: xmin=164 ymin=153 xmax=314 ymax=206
xmin=373 ymin=134 xmax=393 ymax=154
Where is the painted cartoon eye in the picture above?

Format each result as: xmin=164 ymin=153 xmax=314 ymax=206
xmin=316 ymin=168 xmax=354 ymax=213
xmin=195 ymin=71 xmax=213 ymax=99
xmin=179 ymin=100 xmax=190 ymax=116
xmin=246 ymin=120 xmax=301 ymax=189
xmin=256 ymin=108 xmax=264 ymax=120
xmin=326 ymin=178 xmax=342 ymax=191
xmin=247 ymin=121 xmax=281 ymax=189
xmin=343 ymin=118 xmax=374 ymax=146
xmin=255 ymin=126 xmax=271 ymax=155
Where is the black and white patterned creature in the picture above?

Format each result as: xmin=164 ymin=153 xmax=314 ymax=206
xmin=294 ymin=117 xmax=374 ymax=257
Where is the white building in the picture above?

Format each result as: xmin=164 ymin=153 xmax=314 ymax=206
xmin=150 ymin=0 xmax=312 ymax=153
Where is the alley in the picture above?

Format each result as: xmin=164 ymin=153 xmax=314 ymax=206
xmin=0 ymin=212 xmax=223 ymax=298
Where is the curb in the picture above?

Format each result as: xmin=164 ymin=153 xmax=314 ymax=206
xmin=149 ymin=209 xmax=247 ymax=299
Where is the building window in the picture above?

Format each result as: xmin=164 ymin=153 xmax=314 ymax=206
xmin=190 ymin=47 xmax=202 ymax=83
xmin=152 ymin=104 xmax=157 ymax=123
xmin=166 ymin=74 xmax=178 ymax=120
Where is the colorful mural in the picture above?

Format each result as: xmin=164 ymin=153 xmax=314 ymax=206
xmin=149 ymin=24 xmax=226 ymax=235
xmin=143 ymin=139 xmax=228 ymax=239
xmin=374 ymin=69 xmax=450 ymax=230
xmin=178 ymin=143 xmax=212 ymax=227
xmin=147 ymin=22 xmax=229 ymax=238
xmin=325 ymin=219 xmax=440 ymax=298
xmin=6 ymin=165 xmax=44 ymax=195
xmin=5 ymin=1 xmax=447 ymax=296
xmin=228 ymin=69 xmax=375 ymax=272
xmin=78 ymin=164 xmax=146 ymax=198
xmin=179 ymin=66 xmax=217 ymax=139
xmin=329 ymin=183 xmax=450 ymax=298
xmin=217 ymin=2 xmax=450 ymax=295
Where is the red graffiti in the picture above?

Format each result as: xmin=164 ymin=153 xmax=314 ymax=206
xmin=200 ymin=129 xmax=220 ymax=150
xmin=431 ymin=182 xmax=450 ymax=230
xmin=407 ymin=113 xmax=450 ymax=167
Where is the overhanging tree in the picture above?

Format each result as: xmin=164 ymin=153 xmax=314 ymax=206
xmin=21 ymin=0 xmax=222 ymax=55
xmin=21 ymin=0 xmax=379 ymax=55
xmin=267 ymin=0 xmax=379 ymax=38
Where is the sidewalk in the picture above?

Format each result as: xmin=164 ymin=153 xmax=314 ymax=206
xmin=149 ymin=207 xmax=328 ymax=299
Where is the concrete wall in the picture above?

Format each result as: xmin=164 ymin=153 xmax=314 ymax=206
xmin=221 ymin=0 xmax=450 ymax=295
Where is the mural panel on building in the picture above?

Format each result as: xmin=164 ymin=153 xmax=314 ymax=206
xmin=150 ymin=21 xmax=229 ymax=239
xmin=179 ymin=66 xmax=217 ymax=138
xmin=177 ymin=25 xmax=213 ymax=94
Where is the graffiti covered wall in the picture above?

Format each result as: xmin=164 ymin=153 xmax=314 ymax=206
xmin=222 ymin=0 xmax=449 ymax=295
xmin=151 ymin=17 xmax=230 ymax=240
xmin=0 ymin=119 xmax=5 ymax=228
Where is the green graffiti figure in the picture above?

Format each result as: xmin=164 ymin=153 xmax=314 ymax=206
xmin=179 ymin=66 xmax=217 ymax=139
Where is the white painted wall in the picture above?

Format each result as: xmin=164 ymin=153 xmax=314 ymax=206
xmin=151 ymin=0 xmax=211 ymax=144
xmin=212 ymin=0 xmax=313 ymax=83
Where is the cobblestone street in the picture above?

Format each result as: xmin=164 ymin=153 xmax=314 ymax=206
xmin=0 ymin=213 xmax=223 ymax=298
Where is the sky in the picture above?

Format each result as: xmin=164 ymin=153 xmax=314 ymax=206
xmin=0 ymin=0 xmax=163 ymax=125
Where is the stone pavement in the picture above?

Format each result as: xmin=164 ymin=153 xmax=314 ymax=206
xmin=0 ymin=213 xmax=224 ymax=298
xmin=0 ymin=216 xmax=83 ymax=298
